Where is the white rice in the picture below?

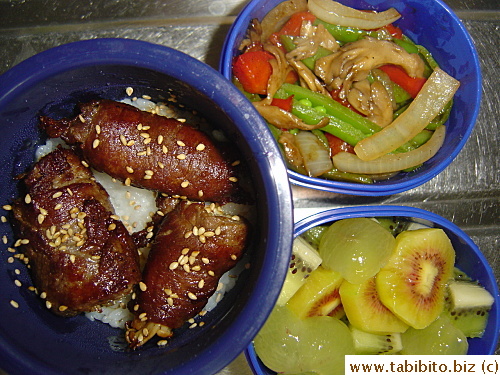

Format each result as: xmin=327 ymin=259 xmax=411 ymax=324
xmin=36 ymin=92 xmax=251 ymax=331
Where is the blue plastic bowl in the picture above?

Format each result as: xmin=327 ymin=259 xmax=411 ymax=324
xmin=219 ymin=0 xmax=481 ymax=196
xmin=245 ymin=206 xmax=499 ymax=374
xmin=0 ymin=38 xmax=294 ymax=375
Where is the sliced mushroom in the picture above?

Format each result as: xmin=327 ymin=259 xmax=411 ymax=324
xmin=347 ymin=79 xmax=394 ymax=127
xmin=315 ymin=36 xmax=425 ymax=98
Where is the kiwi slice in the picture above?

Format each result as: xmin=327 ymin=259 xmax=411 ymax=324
xmin=276 ymin=237 xmax=322 ymax=306
xmin=401 ymin=315 xmax=468 ymax=354
xmin=349 ymin=325 xmax=403 ymax=355
xmin=444 ymin=280 xmax=494 ymax=338
xmin=376 ymin=228 xmax=455 ymax=329
xmin=340 ymin=277 xmax=408 ymax=334
xmin=287 ymin=266 xmax=345 ymax=319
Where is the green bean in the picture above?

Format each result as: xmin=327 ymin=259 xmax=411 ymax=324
xmin=313 ymin=19 xmax=379 ymax=43
xmin=280 ymin=83 xmax=381 ymax=135
xmin=321 ymin=168 xmax=374 ymax=184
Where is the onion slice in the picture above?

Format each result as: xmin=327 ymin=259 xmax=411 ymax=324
xmin=354 ymin=67 xmax=459 ymax=161
xmin=308 ymin=0 xmax=401 ymax=29
xmin=296 ymin=130 xmax=333 ymax=176
xmin=332 ymin=125 xmax=446 ymax=174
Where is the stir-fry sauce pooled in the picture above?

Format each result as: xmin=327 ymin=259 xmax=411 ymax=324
xmin=126 ymin=200 xmax=250 ymax=349
xmin=40 ymin=99 xmax=244 ymax=203
xmin=11 ymin=147 xmax=141 ymax=316
xmin=232 ymin=0 xmax=459 ymax=182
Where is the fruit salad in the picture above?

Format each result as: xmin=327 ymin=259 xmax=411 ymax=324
xmin=253 ymin=217 xmax=495 ymax=374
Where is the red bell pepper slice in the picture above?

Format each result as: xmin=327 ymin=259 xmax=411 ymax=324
xmin=271 ymin=96 xmax=294 ymax=112
xmin=378 ymin=64 xmax=427 ymax=98
xmin=384 ymin=23 xmax=403 ymax=39
xmin=324 ymin=132 xmax=355 ymax=156
xmin=269 ymin=11 xmax=317 ymax=47
xmin=233 ymin=50 xmax=274 ymax=95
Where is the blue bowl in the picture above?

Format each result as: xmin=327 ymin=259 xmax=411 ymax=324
xmin=219 ymin=0 xmax=481 ymax=196
xmin=245 ymin=206 xmax=499 ymax=374
xmin=0 ymin=38 xmax=294 ymax=375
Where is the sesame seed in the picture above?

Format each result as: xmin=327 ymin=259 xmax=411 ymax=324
xmin=180 ymin=180 xmax=189 ymax=188
xmin=127 ymin=140 xmax=135 ymax=146
xmin=133 ymin=304 xmax=140 ymax=311
xmin=192 ymin=265 xmax=201 ymax=271
xmin=2 ymin=205 xmax=12 ymax=210
xmin=157 ymin=135 xmax=164 ymax=144
xmin=20 ymin=239 xmax=29 ymax=245
xmin=54 ymin=203 xmax=62 ymax=210
xmin=158 ymin=162 xmax=165 ymax=169
xmin=59 ymin=305 xmax=68 ymax=312
xmin=139 ymin=312 xmax=147 ymax=320
xmin=140 ymin=133 xmax=150 ymax=139
xmin=167 ymin=297 xmax=174 ymax=306
xmin=196 ymin=143 xmax=206 ymax=151
xmin=10 ymin=300 xmax=19 ymax=308
xmin=198 ymin=190 xmax=204 ymax=197
xmin=176 ymin=140 xmax=185 ymax=147
xmin=187 ymin=292 xmax=197 ymax=300
xmin=126 ymin=166 xmax=134 ymax=173
xmin=198 ymin=280 xmax=205 ymax=289
xmin=183 ymin=264 xmax=191 ymax=272
xmin=14 ymin=279 xmax=22 ymax=287
xmin=95 ymin=125 xmax=101 ymax=134
xmin=231 ymin=254 xmax=238 ymax=261
xmin=208 ymin=270 xmax=215 ymax=277
xmin=46 ymin=301 xmax=52 ymax=309
xmin=92 ymin=139 xmax=100 ymax=148
xmin=24 ymin=194 xmax=32 ymax=204
xmin=14 ymin=269 xmax=20 ymax=275
xmin=81 ymin=160 xmax=90 ymax=167
xmin=231 ymin=215 xmax=240 ymax=221
xmin=2 ymin=235 xmax=7 ymax=244
xmin=184 ymin=231 xmax=192 ymax=239
xmin=108 ymin=223 xmax=116 ymax=231
xmin=125 ymin=178 xmax=131 ymax=186
xmin=157 ymin=340 xmax=168 ymax=346
xmin=201 ymin=257 xmax=209 ymax=264
xmin=189 ymin=323 xmax=197 ymax=329
xmin=176 ymin=154 xmax=186 ymax=160
xmin=162 ymin=145 xmax=168 ymax=154
xmin=137 ymin=150 xmax=147 ymax=156
xmin=1 ymin=216 xmax=6 ymax=222
xmin=139 ymin=282 xmax=147 ymax=291
xmin=126 ymin=87 xmax=134 ymax=96
xmin=120 ymin=134 xmax=128 ymax=146
xmin=229 ymin=177 xmax=238 ymax=182
xmin=52 ymin=192 xmax=63 ymax=199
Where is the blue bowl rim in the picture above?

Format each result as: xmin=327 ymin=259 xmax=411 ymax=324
xmin=245 ymin=205 xmax=499 ymax=374
xmin=0 ymin=38 xmax=294 ymax=375
xmin=219 ymin=0 xmax=483 ymax=196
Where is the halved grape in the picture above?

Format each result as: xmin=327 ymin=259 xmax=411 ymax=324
xmin=254 ymin=306 xmax=354 ymax=375
xmin=401 ymin=315 xmax=469 ymax=354
xmin=319 ymin=218 xmax=396 ymax=283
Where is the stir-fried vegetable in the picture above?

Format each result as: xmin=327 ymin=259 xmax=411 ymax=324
xmin=232 ymin=0 xmax=459 ymax=183
xmin=354 ymin=68 xmax=459 ymax=161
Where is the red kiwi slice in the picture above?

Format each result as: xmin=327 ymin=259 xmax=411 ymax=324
xmin=340 ymin=276 xmax=408 ymax=334
xmin=376 ymin=228 xmax=455 ymax=329
xmin=287 ymin=266 xmax=345 ymax=319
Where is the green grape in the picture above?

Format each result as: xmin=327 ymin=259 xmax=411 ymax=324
xmin=319 ymin=218 xmax=396 ymax=283
xmin=401 ymin=315 xmax=469 ymax=355
xmin=254 ymin=306 xmax=354 ymax=375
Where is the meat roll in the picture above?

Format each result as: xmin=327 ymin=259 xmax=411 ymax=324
xmin=39 ymin=100 xmax=244 ymax=203
xmin=12 ymin=147 xmax=141 ymax=317
xmin=126 ymin=200 xmax=249 ymax=348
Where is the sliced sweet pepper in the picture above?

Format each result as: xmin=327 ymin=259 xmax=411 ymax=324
xmin=233 ymin=50 xmax=274 ymax=95
xmin=378 ymin=64 xmax=427 ymax=98
xmin=269 ymin=11 xmax=317 ymax=47
xmin=271 ymin=96 xmax=294 ymax=112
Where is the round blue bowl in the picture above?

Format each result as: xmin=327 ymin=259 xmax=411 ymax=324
xmin=0 ymin=38 xmax=294 ymax=375
xmin=246 ymin=206 xmax=499 ymax=374
xmin=219 ymin=0 xmax=482 ymax=196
